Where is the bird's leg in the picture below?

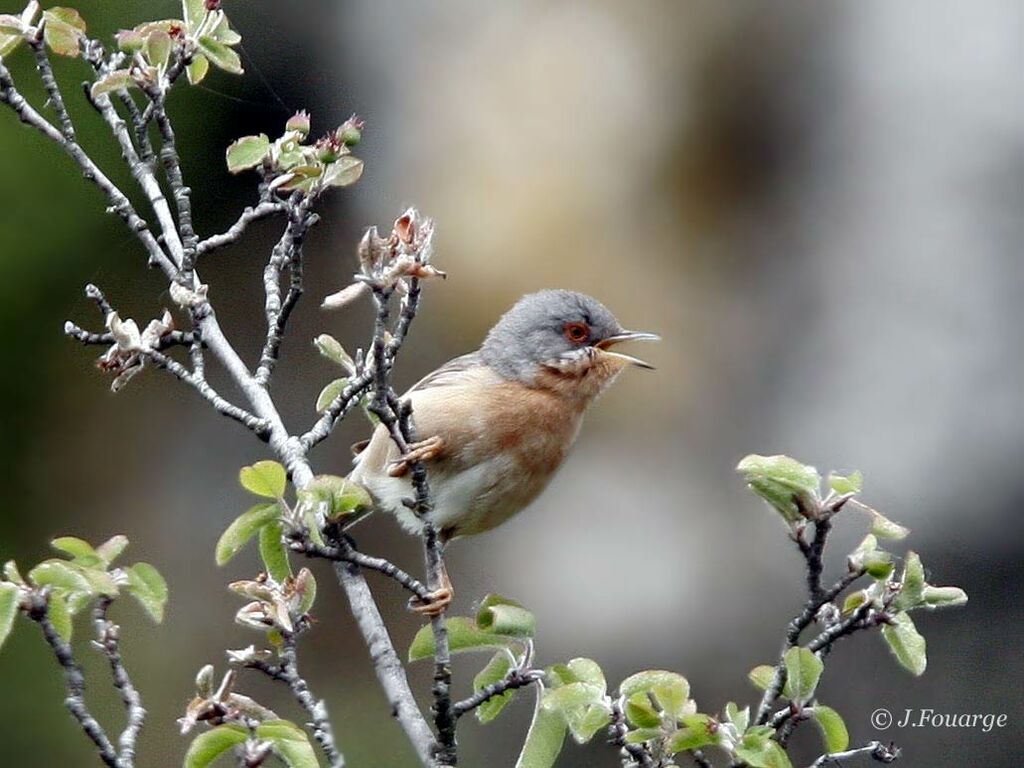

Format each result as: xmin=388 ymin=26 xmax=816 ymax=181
xmin=409 ymin=559 xmax=453 ymax=617
xmin=387 ymin=435 xmax=445 ymax=477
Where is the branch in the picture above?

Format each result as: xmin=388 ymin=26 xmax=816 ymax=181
xmin=452 ymin=669 xmax=543 ymax=719
xmin=291 ymin=534 xmax=433 ymax=603
xmin=755 ymin=514 xmax=861 ymax=725
xmin=334 ymin=561 xmax=438 ymax=766
xmin=196 ymin=201 xmax=287 ymax=257
xmin=26 ymin=592 xmax=121 ymax=768
xmin=807 ymin=742 xmax=900 ymax=767
xmin=248 ymin=631 xmax=345 ymax=768
xmin=7 ymin=39 xmax=439 ymax=766
xmin=363 ymin=277 xmax=456 ymax=764
xmin=0 ymin=58 xmax=170 ymax=273
xmin=255 ymin=198 xmax=317 ymax=384
xmin=92 ymin=599 xmax=146 ymax=768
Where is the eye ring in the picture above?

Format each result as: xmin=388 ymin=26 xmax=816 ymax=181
xmin=564 ymin=322 xmax=589 ymax=344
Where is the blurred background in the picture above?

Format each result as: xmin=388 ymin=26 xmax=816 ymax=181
xmin=1 ymin=0 xmax=1021 ymax=765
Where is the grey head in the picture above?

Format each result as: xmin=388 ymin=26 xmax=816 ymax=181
xmin=480 ymin=289 xmax=658 ymax=385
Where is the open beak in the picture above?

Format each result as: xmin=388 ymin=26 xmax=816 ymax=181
xmin=595 ymin=330 xmax=660 ymax=370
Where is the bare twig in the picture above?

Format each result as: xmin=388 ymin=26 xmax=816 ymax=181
xmin=291 ymin=534 xmax=433 ymax=603
xmin=26 ymin=592 xmax=121 ymax=768
xmin=452 ymin=669 xmax=544 ymax=719
xmin=807 ymin=741 xmax=900 ymax=767
xmin=92 ymin=599 xmax=146 ymax=768
xmin=196 ymin=201 xmax=287 ymax=257
xmin=247 ymin=631 xmax=345 ymax=768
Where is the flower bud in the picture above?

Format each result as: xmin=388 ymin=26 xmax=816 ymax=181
xmin=335 ymin=115 xmax=364 ymax=147
xmin=285 ymin=109 xmax=310 ymax=138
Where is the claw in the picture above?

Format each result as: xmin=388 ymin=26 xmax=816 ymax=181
xmin=407 ymin=562 xmax=453 ymax=618
xmin=408 ymin=586 xmax=453 ymax=618
xmin=387 ymin=435 xmax=444 ymax=477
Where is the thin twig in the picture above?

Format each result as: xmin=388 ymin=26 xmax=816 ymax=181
xmin=291 ymin=535 xmax=432 ymax=602
xmin=452 ymin=669 xmax=543 ymax=719
xmin=92 ymin=599 xmax=146 ymax=768
xmin=27 ymin=592 xmax=121 ymax=768
xmin=806 ymin=741 xmax=900 ymax=767
xmin=247 ymin=631 xmax=345 ymax=768
xmin=196 ymin=201 xmax=287 ymax=257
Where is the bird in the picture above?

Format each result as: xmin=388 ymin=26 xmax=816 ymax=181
xmin=348 ymin=289 xmax=658 ymax=615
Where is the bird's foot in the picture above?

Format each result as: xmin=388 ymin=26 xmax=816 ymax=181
xmin=388 ymin=436 xmax=445 ymax=477
xmin=408 ymin=586 xmax=453 ymax=618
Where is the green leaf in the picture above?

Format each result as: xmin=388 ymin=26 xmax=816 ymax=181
xmin=256 ymin=720 xmax=319 ymax=768
xmin=624 ymin=727 xmax=664 ymax=744
xmin=225 ymin=134 xmax=271 ymax=174
xmin=408 ymin=616 xmax=517 ymax=661
xmin=91 ymin=69 xmax=134 ymax=99
xmin=515 ymin=690 xmax=567 ymax=768
xmin=209 ymin=13 xmax=241 ymax=45
xmin=96 ymin=535 xmax=129 ymax=566
xmin=184 ymin=724 xmax=247 ymax=768
xmin=783 ymin=647 xmax=823 ymax=702
xmin=827 ymin=470 xmax=862 ymax=495
xmin=882 ymin=612 xmax=927 ymax=676
xmin=215 ymin=503 xmax=281 ymax=566
xmin=295 ymin=568 xmax=316 ymax=615
xmin=48 ymin=592 xmax=73 ymax=643
xmin=302 ymin=475 xmax=372 ymax=521
xmin=736 ymin=454 xmax=820 ymax=524
xmin=623 ymin=693 xmax=661 ymax=729
xmin=322 ymin=156 xmax=364 ymax=188
xmin=812 ymin=705 xmax=849 ymax=753
xmin=182 ymin=0 xmax=207 ymax=33
xmin=0 ymin=582 xmax=19 ymax=652
xmin=316 ymin=378 xmax=350 ymax=413
xmin=0 ymin=14 xmax=23 ymax=35
xmin=259 ymin=521 xmax=292 ymax=582
xmin=735 ymin=737 xmax=794 ymax=768
xmin=748 ymin=665 xmax=776 ymax=692
xmin=666 ymin=714 xmax=718 ymax=753
xmin=869 ymin=509 xmax=910 ymax=540
xmin=725 ymin=702 xmax=750 ymax=733
xmin=476 ymin=594 xmax=535 ymax=638
xmin=848 ymin=534 xmax=893 ymax=579
xmin=198 ymin=35 xmax=243 ymax=75
xmin=619 ymin=670 xmax=690 ymax=719
xmin=125 ymin=563 xmax=168 ymax=623
xmin=239 ymin=461 xmax=287 ymax=499
xmin=28 ymin=561 xmax=94 ymax=594
xmin=51 ymin=537 xmax=103 ymax=567
xmin=542 ymin=683 xmax=609 ymax=744
xmin=3 ymin=560 xmax=25 ymax=585
xmin=547 ymin=658 xmax=605 ymax=692
xmin=313 ymin=335 xmax=355 ymax=371
xmin=894 ymin=551 xmax=925 ymax=610
xmin=186 ymin=53 xmax=210 ymax=85
xmin=473 ymin=652 xmax=516 ymax=723
xmin=0 ymin=29 xmax=22 ymax=58
xmin=921 ymin=585 xmax=968 ymax=609
xmin=841 ymin=590 xmax=868 ymax=615
xmin=42 ymin=7 xmax=86 ymax=57
xmin=145 ymin=29 xmax=172 ymax=71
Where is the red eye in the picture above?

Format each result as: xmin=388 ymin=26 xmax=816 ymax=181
xmin=564 ymin=322 xmax=589 ymax=343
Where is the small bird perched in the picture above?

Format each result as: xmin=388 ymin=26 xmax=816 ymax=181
xmin=349 ymin=289 xmax=658 ymax=614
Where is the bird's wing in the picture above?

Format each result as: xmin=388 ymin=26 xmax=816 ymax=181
xmin=406 ymin=351 xmax=486 ymax=393
xmin=351 ymin=354 xmax=502 ymax=475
